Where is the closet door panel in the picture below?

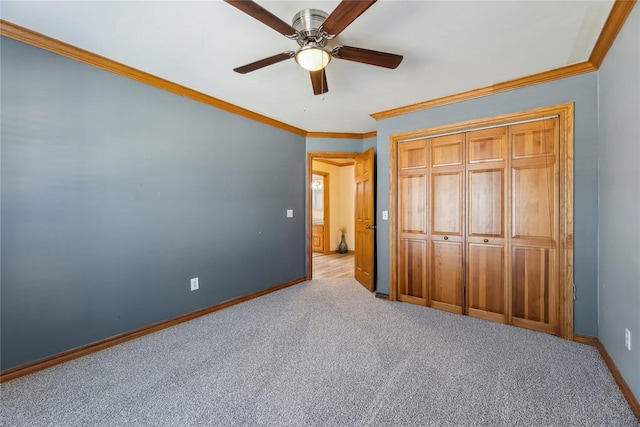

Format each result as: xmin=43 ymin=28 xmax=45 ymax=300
xmin=511 ymin=246 xmax=557 ymax=334
xmin=431 ymin=172 xmax=463 ymax=235
xmin=468 ymin=129 xmax=506 ymax=163
xmin=428 ymin=134 xmax=464 ymax=313
xmin=468 ymin=169 xmax=504 ymax=237
xmin=466 ymin=128 xmax=508 ymax=323
xmin=430 ymin=241 xmax=463 ymax=313
xmin=511 ymin=121 xmax=556 ymax=159
xmin=509 ymin=118 xmax=559 ymax=335
xmin=467 ymin=158 xmax=507 ymax=322
xmin=467 ymin=243 xmax=505 ymax=322
xmin=399 ymin=175 xmax=427 ymax=234
xmin=432 ymin=135 xmax=463 ymax=167
xmin=512 ymin=164 xmax=555 ymax=240
xmin=399 ymin=142 xmax=428 ymax=170
xmin=398 ymin=140 xmax=429 ymax=305
xmin=398 ymin=239 xmax=428 ymax=304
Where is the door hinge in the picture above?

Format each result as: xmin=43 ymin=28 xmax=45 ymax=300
xmin=573 ymin=283 xmax=576 ymax=300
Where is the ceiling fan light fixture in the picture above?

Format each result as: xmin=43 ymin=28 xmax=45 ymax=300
xmin=295 ymin=45 xmax=331 ymax=71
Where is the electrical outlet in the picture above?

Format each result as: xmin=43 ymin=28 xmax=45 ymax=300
xmin=190 ymin=277 xmax=199 ymax=291
xmin=625 ymin=328 xmax=631 ymax=351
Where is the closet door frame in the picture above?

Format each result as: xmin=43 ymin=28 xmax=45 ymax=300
xmin=389 ymin=103 xmax=574 ymax=340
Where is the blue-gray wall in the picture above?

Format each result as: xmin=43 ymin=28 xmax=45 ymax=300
xmin=0 ymin=37 xmax=306 ymax=370
xmin=305 ymin=137 xmax=363 ymax=153
xmin=362 ymin=136 xmax=376 ymax=152
xmin=597 ymin=4 xmax=640 ymax=399
xmin=374 ymin=72 xmax=600 ymax=336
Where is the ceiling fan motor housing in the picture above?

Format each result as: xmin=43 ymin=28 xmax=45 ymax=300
xmin=292 ymin=9 xmax=329 ymax=47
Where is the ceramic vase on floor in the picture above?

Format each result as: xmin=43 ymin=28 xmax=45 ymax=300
xmin=338 ymin=235 xmax=348 ymax=254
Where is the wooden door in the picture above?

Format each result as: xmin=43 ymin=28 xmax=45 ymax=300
xmin=428 ymin=134 xmax=464 ymax=314
xmin=509 ymin=118 xmax=559 ymax=334
xmin=397 ymin=140 xmax=429 ymax=305
xmin=312 ymin=225 xmax=325 ymax=253
xmin=466 ymin=127 xmax=508 ymax=323
xmin=391 ymin=104 xmax=573 ymax=338
xmin=354 ymin=147 xmax=375 ymax=291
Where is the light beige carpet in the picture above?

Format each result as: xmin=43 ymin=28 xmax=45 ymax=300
xmin=1 ymin=278 xmax=637 ymax=426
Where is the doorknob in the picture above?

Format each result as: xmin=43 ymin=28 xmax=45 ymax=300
xmin=365 ymin=224 xmax=377 ymax=230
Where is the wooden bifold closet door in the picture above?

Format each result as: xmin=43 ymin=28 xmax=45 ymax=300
xmin=396 ymin=118 xmax=560 ymax=335
xmin=429 ymin=134 xmax=464 ymax=314
xmin=465 ymin=127 xmax=508 ymax=324
xmin=508 ymin=119 xmax=559 ymax=334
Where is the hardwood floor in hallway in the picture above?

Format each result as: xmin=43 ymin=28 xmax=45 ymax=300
xmin=312 ymin=252 xmax=354 ymax=279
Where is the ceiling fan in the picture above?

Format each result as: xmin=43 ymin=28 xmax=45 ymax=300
xmin=225 ymin=0 xmax=403 ymax=95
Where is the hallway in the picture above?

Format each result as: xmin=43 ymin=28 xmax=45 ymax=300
xmin=312 ymin=252 xmax=354 ymax=279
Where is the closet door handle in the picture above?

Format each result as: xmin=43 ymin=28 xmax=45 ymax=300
xmin=444 ymin=236 xmax=449 ymax=241
xmin=483 ymin=239 xmax=489 ymax=243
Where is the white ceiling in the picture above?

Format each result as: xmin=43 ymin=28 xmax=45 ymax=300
xmin=1 ymin=1 xmax=614 ymax=133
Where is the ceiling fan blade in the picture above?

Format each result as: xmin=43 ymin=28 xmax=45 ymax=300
xmin=332 ymin=45 xmax=403 ymax=69
xmin=225 ymin=0 xmax=298 ymax=37
xmin=234 ymin=52 xmax=294 ymax=74
xmin=321 ymin=0 xmax=376 ymax=37
xmin=310 ymin=69 xmax=329 ymax=95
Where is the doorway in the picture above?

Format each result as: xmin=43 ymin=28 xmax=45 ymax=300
xmin=311 ymin=171 xmax=330 ymax=255
xmin=306 ymin=151 xmax=360 ymax=281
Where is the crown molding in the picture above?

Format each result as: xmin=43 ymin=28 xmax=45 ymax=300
xmin=362 ymin=131 xmax=377 ymax=139
xmin=371 ymin=62 xmax=596 ymax=120
xmin=306 ymin=131 xmax=377 ymax=139
xmin=0 ymin=19 xmax=307 ymax=137
xmin=589 ymin=0 xmax=637 ymax=68
xmin=371 ymin=0 xmax=635 ymax=120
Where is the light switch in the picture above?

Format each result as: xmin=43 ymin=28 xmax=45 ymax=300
xmin=286 ymin=209 xmax=294 ymax=218
xmin=382 ymin=210 xmax=389 ymax=220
